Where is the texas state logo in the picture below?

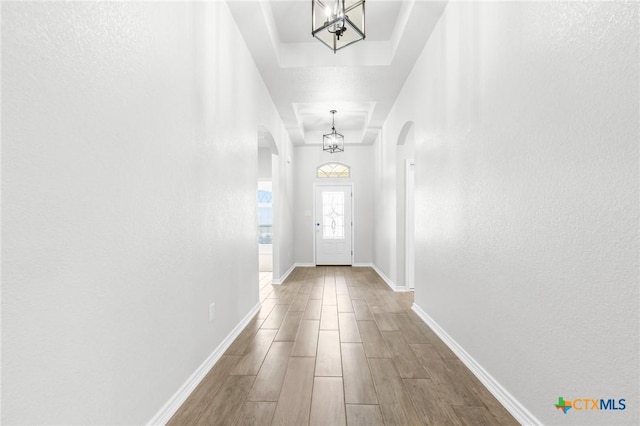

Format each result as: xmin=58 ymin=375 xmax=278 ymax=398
xmin=555 ymin=397 xmax=572 ymax=413
xmin=554 ymin=396 xmax=626 ymax=414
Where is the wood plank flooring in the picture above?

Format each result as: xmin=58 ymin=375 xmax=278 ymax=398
xmin=168 ymin=267 xmax=519 ymax=426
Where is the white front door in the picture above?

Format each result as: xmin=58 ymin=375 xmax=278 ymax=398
xmin=315 ymin=185 xmax=352 ymax=265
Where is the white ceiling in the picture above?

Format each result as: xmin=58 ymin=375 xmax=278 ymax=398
xmin=227 ymin=0 xmax=447 ymax=146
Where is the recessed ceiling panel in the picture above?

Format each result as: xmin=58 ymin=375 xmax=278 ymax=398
xmin=365 ymin=1 xmax=402 ymax=41
xmin=304 ymin=111 xmax=366 ymax=132
xmin=271 ymin=2 xmax=309 ymax=43
xmin=293 ymin=102 xmax=374 ymax=133
xmin=227 ymin=0 xmax=447 ymax=145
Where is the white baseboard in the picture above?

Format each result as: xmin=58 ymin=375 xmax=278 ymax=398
xmin=272 ymin=263 xmax=296 ymax=285
xmin=411 ymin=303 xmax=540 ymax=426
xmin=370 ymin=264 xmax=397 ymax=290
xmin=352 ymin=262 xmax=373 ymax=267
xmin=370 ymin=264 xmax=412 ymax=292
xmin=147 ymin=302 xmax=261 ymax=425
xmin=268 ymin=263 xmax=313 ymax=286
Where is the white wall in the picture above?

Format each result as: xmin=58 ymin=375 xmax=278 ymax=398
xmin=272 ymin=130 xmax=296 ymax=281
xmin=380 ymin=1 xmax=639 ymax=424
xmin=1 ymin=2 xmax=292 ymax=424
xmin=372 ymin=130 xmax=397 ymax=282
xmin=293 ymin=146 xmax=374 ymax=266
xmin=258 ymin=147 xmax=272 ymax=180
xmin=372 ymin=123 xmax=417 ymax=289
xmin=257 ymin=131 xmax=296 ymax=281
xmin=395 ymin=124 xmax=416 ymax=289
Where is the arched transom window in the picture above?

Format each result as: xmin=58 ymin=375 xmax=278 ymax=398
xmin=316 ymin=162 xmax=350 ymax=178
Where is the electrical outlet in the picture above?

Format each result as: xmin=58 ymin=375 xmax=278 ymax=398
xmin=209 ymin=302 xmax=216 ymax=323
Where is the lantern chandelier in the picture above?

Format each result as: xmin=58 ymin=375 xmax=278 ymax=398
xmin=323 ymin=110 xmax=344 ymax=154
xmin=312 ymin=0 xmax=366 ymax=53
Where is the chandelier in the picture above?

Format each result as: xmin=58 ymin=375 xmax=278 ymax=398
xmin=312 ymin=0 xmax=366 ymax=53
xmin=323 ymin=110 xmax=344 ymax=153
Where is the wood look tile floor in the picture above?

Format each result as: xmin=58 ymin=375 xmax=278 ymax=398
xmin=168 ymin=267 xmax=519 ymax=426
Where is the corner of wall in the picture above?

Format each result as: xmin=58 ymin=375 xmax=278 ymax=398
xmin=271 ymin=263 xmax=296 ymax=285
xmin=370 ymin=263 xmax=412 ymax=292
xmin=147 ymin=302 xmax=261 ymax=425
xmin=411 ymin=303 xmax=542 ymax=426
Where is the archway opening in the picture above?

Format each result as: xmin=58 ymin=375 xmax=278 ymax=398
xmin=257 ymin=126 xmax=278 ymax=279
xmin=396 ymin=121 xmax=415 ymax=290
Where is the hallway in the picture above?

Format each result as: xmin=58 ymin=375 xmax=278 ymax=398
xmin=3 ymin=1 xmax=638 ymax=424
xmin=168 ymin=267 xmax=518 ymax=425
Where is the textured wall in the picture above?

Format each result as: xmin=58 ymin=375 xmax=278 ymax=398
xmin=258 ymin=148 xmax=272 ymax=180
xmin=2 ymin=2 xmax=289 ymax=423
xmin=272 ymin=129 xmax=296 ymax=280
xmin=383 ymin=1 xmax=639 ymax=424
xmin=372 ymin=129 xmax=398 ymax=282
xmin=293 ymin=145 xmax=374 ymax=265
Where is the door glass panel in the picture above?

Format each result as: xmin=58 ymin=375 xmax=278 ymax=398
xmin=322 ymin=191 xmax=345 ymax=239
xmin=317 ymin=162 xmax=350 ymax=178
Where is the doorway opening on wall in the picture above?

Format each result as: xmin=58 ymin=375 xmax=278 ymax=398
xmin=257 ymin=180 xmax=272 ymax=272
xmin=405 ymin=160 xmax=415 ymax=290
xmin=397 ymin=121 xmax=415 ymax=290
xmin=258 ymin=126 xmax=278 ymax=277
xmin=314 ymin=184 xmax=353 ymax=265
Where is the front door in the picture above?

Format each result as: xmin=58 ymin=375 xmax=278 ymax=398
xmin=315 ymin=185 xmax=352 ymax=265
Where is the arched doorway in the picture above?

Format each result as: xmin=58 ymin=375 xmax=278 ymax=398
xmin=257 ymin=126 xmax=279 ymax=276
xmin=396 ymin=121 xmax=415 ymax=290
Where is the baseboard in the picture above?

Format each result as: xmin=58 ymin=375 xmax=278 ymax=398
xmin=370 ymin=264 xmax=412 ymax=292
xmin=370 ymin=264 xmax=397 ymax=290
xmin=147 ymin=302 xmax=261 ymax=425
xmin=294 ymin=262 xmax=315 ymax=267
xmin=272 ymin=263 xmax=296 ymax=285
xmin=352 ymin=262 xmax=373 ymax=267
xmin=411 ymin=303 xmax=541 ymax=426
